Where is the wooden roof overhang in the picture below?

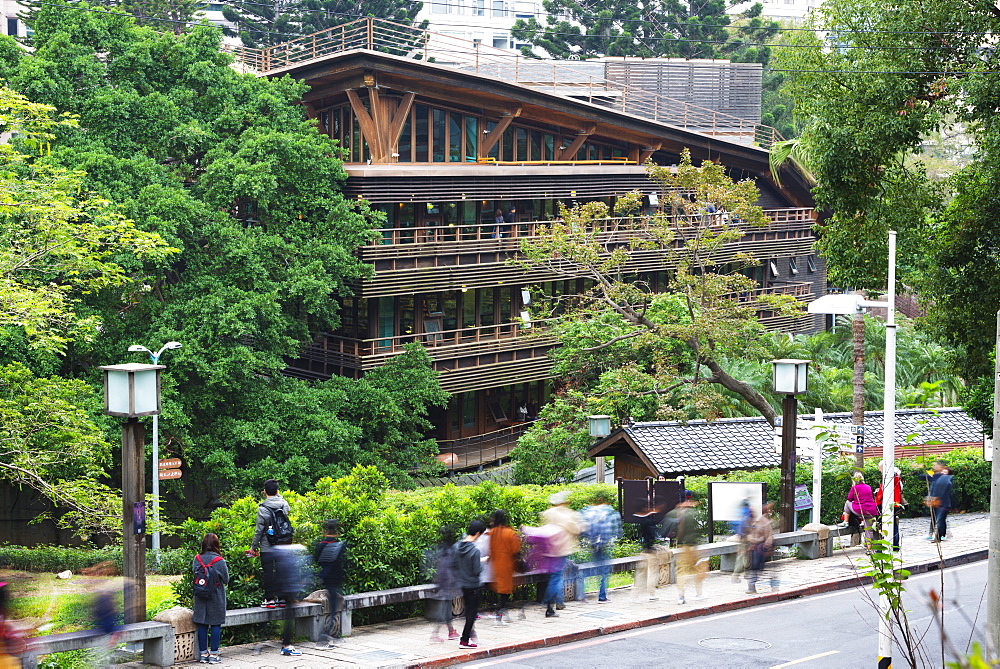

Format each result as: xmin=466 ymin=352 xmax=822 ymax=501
xmin=264 ymin=50 xmax=815 ymax=208
xmin=588 ymin=430 xmax=660 ymax=475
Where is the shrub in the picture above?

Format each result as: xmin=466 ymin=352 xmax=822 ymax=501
xmin=0 ymin=545 xmax=187 ymax=575
xmin=176 ymin=465 xmax=618 ymax=623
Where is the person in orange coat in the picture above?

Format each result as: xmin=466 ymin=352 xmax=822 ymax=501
xmin=488 ymin=509 xmax=521 ymax=625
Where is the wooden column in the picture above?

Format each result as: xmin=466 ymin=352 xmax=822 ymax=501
xmin=122 ymin=418 xmax=146 ymax=625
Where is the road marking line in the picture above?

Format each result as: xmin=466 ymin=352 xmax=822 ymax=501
xmin=464 ymin=561 xmax=983 ymax=667
xmin=770 ymin=650 xmax=839 ymax=668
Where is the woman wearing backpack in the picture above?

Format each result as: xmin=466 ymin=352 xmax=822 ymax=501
xmin=193 ymin=533 xmax=230 ymax=664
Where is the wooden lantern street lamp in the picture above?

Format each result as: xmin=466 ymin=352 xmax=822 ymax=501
xmin=589 ymin=415 xmax=612 ymax=484
xmin=99 ymin=362 xmax=164 ymax=625
xmin=771 ymin=359 xmax=809 ymax=533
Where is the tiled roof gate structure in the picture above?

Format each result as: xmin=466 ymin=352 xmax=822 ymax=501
xmin=590 ymin=408 xmax=986 ymax=477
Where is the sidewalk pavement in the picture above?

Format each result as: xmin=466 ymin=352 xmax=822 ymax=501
xmin=158 ymin=512 xmax=990 ymax=668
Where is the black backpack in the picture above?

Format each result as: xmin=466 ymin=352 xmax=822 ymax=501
xmin=193 ymin=554 xmax=223 ymax=600
xmin=263 ymin=505 xmax=294 ymax=545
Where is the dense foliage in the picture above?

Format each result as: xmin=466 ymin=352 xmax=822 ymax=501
xmin=0 ymin=2 xmax=448 ymax=528
xmin=177 ymin=466 xmax=618 ymax=617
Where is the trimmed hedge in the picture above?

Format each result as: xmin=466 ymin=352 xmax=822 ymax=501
xmin=0 ymin=545 xmax=187 ymax=575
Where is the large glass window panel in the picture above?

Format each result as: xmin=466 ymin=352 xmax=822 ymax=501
xmin=352 ymin=116 xmax=361 ymax=162
xmin=492 ymin=0 xmax=504 ymax=16
xmin=378 ymin=298 xmax=394 ymax=349
xmin=399 ymin=295 xmax=415 ymax=337
xmin=499 ymin=287 xmax=511 ymax=322
xmin=462 ymin=392 xmax=476 ymax=429
xmin=530 ymin=131 xmax=542 ymax=161
xmin=443 ymin=292 xmax=458 ymax=331
xmin=375 ymin=205 xmax=393 ymax=245
xmin=432 ymin=108 xmax=446 ymax=162
xmin=501 ymin=126 xmax=514 ymax=161
xmin=465 ymin=116 xmax=478 ymax=161
xmin=486 ymin=121 xmax=498 ymax=159
xmin=449 ymin=112 xmax=462 ymax=162
xmin=414 ymin=104 xmax=429 ymax=162
xmin=398 ymin=115 xmax=411 ymax=162
xmin=480 ymin=288 xmax=495 ymax=327
xmin=544 ymin=134 xmax=554 ymax=160
xmin=399 ymin=203 xmax=415 ymax=244
xmin=516 ymin=128 xmax=527 ymax=162
xmin=462 ymin=289 xmax=476 ymax=329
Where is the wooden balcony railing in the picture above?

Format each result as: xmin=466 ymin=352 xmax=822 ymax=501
xmin=437 ymin=422 xmax=532 ymax=471
xmin=322 ymin=321 xmax=548 ymax=359
xmin=366 ymin=208 xmax=817 ymax=249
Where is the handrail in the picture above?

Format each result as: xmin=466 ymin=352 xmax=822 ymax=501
xmin=366 ymin=208 xmax=817 ymax=246
xmin=225 ymin=17 xmax=784 ymax=148
xmin=323 ymin=321 xmax=539 ymax=356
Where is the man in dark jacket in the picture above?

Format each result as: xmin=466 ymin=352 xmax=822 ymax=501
xmin=920 ymin=460 xmax=954 ymax=542
xmin=248 ymin=479 xmax=292 ymax=608
xmin=454 ymin=520 xmax=485 ymax=649
xmin=313 ymin=519 xmax=348 ymax=647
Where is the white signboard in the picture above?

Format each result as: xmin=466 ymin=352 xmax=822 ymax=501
xmin=707 ymin=481 xmax=767 ymax=522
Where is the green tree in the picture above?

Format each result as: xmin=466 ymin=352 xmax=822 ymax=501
xmin=511 ymin=393 xmax=593 ymax=485
xmin=221 ymin=0 xmax=425 ymax=48
xmin=517 ymin=149 xmax=803 ymax=426
xmin=1 ymin=3 xmax=447 ymax=505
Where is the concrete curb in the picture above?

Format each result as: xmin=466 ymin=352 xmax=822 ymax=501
xmin=408 ymin=548 xmax=989 ymax=668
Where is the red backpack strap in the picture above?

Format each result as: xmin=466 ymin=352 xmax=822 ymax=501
xmin=196 ymin=554 xmax=207 ymax=569
xmin=207 ymin=557 xmax=223 ymax=567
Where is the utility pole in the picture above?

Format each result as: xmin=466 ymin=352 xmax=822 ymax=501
xmin=122 ymin=418 xmax=147 ymax=625
xmin=985 ymin=309 xmax=1000 ymax=657
xmin=877 ymin=231 xmax=897 ymax=669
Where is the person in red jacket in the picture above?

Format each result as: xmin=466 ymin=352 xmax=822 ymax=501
xmin=875 ymin=462 xmax=904 ymax=551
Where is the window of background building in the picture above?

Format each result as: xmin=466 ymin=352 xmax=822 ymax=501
xmin=492 ymin=0 xmax=505 ymax=16
xmin=493 ymin=32 xmax=508 ymax=49
xmin=475 ymin=0 xmax=485 ymax=15
xmin=432 ymin=108 xmax=446 ymax=162
xmin=6 ymin=18 xmax=16 ymax=36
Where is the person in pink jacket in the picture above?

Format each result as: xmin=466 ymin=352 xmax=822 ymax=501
xmin=845 ymin=472 xmax=879 ymax=543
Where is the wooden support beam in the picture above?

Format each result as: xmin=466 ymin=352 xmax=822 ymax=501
xmin=346 ymin=88 xmax=383 ymax=162
xmin=480 ymin=107 xmax=522 ymax=157
xmin=367 ymin=86 xmax=388 ymax=162
xmin=386 ymin=92 xmax=415 ymax=161
xmin=557 ymin=125 xmax=596 ymax=161
xmin=639 ymin=142 xmax=662 ymax=164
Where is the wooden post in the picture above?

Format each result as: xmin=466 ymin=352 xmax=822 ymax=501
xmin=780 ymin=395 xmax=797 ymax=533
xmin=122 ymin=418 xmax=146 ymax=625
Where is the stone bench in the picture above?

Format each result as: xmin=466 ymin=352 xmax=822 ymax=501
xmin=22 ymin=620 xmax=174 ymax=669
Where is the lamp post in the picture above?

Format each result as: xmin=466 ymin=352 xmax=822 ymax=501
xmin=589 ymin=415 xmax=611 ymax=484
xmin=771 ymin=359 xmax=810 ymax=533
xmin=128 ymin=342 xmax=181 ymax=561
xmin=807 ymin=230 xmax=896 ymax=668
xmin=98 ymin=362 xmax=165 ymax=625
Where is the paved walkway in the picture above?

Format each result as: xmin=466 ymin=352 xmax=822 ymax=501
xmin=162 ymin=513 xmax=990 ymax=668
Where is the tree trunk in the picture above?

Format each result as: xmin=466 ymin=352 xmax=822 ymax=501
xmin=704 ymin=358 xmax=778 ymax=425
xmin=852 ymin=312 xmax=866 ymax=470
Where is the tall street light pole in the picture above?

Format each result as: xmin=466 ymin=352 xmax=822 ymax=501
xmin=128 ymin=341 xmax=181 ymax=560
xmin=807 ymin=230 xmax=896 ymax=668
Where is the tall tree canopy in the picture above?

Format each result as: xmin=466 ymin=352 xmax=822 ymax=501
xmin=511 ymin=0 xmax=754 ymax=60
xmin=1 ymin=2 xmax=447 ymax=510
xmin=222 ymin=0 xmax=425 ymax=48
xmin=775 ymin=0 xmax=997 ymax=379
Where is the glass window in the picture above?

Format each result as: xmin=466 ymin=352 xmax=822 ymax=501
xmin=502 ymin=126 xmax=514 ymax=161
xmin=398 ymin=115 xmax=411 ymax=162
xmin=352 ymin=116 xmax=361 ymax=162
xmin=443 ymin=292 xmax=458 ymax=331
xmin=492 ymin=33 xmax=507 ymax=48
xmin=475 ymin=0 xmax=484 ymax=14
xmin=462 ymin=392 xmax=476 ymax=429
xmin=432 ymin=108 xmax=446 ymax=162
xmin=486 ymin=121 xmax=499 ymax=159
xmin=399 ymin=295 xmax=415 ymax=336
xmin=465 ymin=116 xmax=478 ymax=162
xmin=431 ymin=0 xmax=448 ymax=12
xmin=463 ymin=289 xmax=477 ymax=328
xmin=378 ymin=298 xmax=395 ymax=348
xmin=492 ymin=0 xmax=505 ymax=16
xmin=449 ymin=112 xmax=462 ymax=162
xmin=415 ymin=104 xmax=429 ymax=162
xmin=516 ymin=128 xmax=527 ymax=162
xmin=499 ymin=287 xmax=512 ymax=322
xmin=399 ymin=203 xmax=415 ymax=244
xmin=530 ymin=131 xmax=542 ymax=161
xmin=480 ymin=288 xmax=495 ymax=327
xmin=543 ymin=134 xmax=554 ymax=160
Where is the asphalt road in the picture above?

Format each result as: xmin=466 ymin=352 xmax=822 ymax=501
xmin=461 ymin=561 xmax=989 ymax=669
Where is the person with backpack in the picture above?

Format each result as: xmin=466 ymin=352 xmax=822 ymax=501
xmin=248 ymin=479 xmax=293 ymax=609
xmin=581 ymin=493 xmax=621 ymax=603
xmin=426 ymin=525 xmax=460 ymax=643
xmin=192 ymin=533 xmax=229 ymax=664
xmin=312 ymin=519 xmax=348 ymax=648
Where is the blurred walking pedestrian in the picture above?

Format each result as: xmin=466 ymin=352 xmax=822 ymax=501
xmin=875 ymin=462 xmax=904 ymax=550
xmin=313 ymin=519 xmax=348 ymax=648
xmin=582 ymin=493 xmax=621 ymax=603
xmin=192 ymin=533 xmax=229 ymax=664
xmin=745 ymin=503 xmax=777 ymax=594
xmin=488 ymin=510 xmax=521 ymax=624
xmin=539 ymin=491 xmax=585 ymax=617
xmin=273 ymin=543 xmax=309 ymax=657
xmin=248 ymin=479 xmax=293 ymax=608
xmin=455 ymin=520 xmax=487 ymax=649
xmin=919 ymin=460 xmax=953 ymax=542
xmin=0 ymin=583 xmax=26 ymax=667
xmin=632 ymin=501 xmax=666 ymax=601
xmin=426 ymin=525 xmax=460 ymax=643
xmin=668 ymin=491 xmax=706 ymax=604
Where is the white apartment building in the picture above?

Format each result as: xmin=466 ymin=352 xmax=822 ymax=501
xmin=416 ymin=0 xmax=548 ymax=51
xmin=727 ymin=0 xmax=822 ymax=23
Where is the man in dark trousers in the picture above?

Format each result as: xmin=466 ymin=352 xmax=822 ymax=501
xmin=920 ymin=460 xmax=954 ymax=542
xmin=454 ymin=519 xmax=486 ymax=649
xmin=313 ymin=519 xmax=348 ymax=648
xmin=248 ymin=479 xmax=292 ymax=608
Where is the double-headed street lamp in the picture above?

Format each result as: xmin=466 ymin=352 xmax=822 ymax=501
xmin=808 ymin=230 xmax=897 ymax=668
xmin=128 ymin=342 xmax=181 ymax=559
